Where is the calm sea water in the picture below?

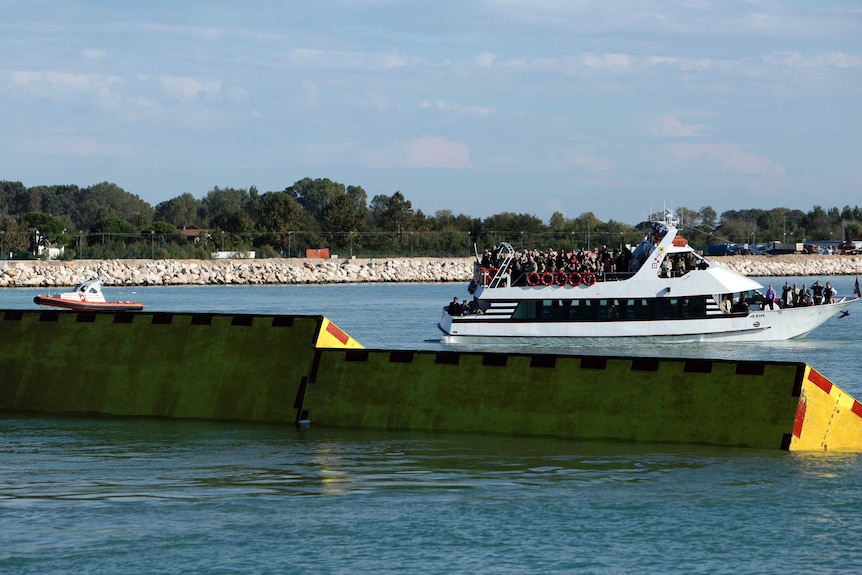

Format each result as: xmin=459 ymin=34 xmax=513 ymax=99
xmin=2 ymin=275 xmax=862 ymax=574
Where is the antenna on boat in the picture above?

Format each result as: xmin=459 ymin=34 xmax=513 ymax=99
xmin=662 ymin=207 xmax=679 ymax=229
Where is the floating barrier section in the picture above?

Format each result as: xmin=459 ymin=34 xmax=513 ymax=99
xmin=0 ymin=310 xmax=359 ymax=423
xmin=1 ymin=310 xmax=861 ymax=451
xmin=305 ymin=350 xmax=803 ymax=449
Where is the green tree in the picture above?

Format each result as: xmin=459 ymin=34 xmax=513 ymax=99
xmin=376 ymin=191 xmax=415 ymax=233
xmin=0 ymin=181 xmax=27 ymax=216
xmin=90 ymin=208 xmax=137 ymax=234
xmin=146 ymin=221 xmax=178 ymax=235
xmin=321 ymin=194 xmax=365 ymax=241
xmin=200 ymin=187 xmax=250 ymax=225
xmin=548 ymin=211 xmax=566 ymax=232
xmin=155 ymin=193 xmax=202 ymax=229
xmin=0 ymin=218 xmax=31 ymax=253
xmin=212 ymin=208 xmax=254 ymax=235
xmin=20 ymin=212 xmax=69 ymax=249
xmin=19 ymin=212 xmax=66 ymax=235
xmin=699 ymin=206 xmax=718 ymax=230
xmin=78 ymin=182 xmax=151 ymax=229
xmin=803 ymin=206 xmax=831 ymax=240
xmin=256 ymin=192 xmax=306 ymax=249
xmin=346 ymin=185 xmax=368 ymax=220
xmin=286 ymin=178 xmax=345 ymax=222
xmin=674 ymin=206 xmax=700 ymax=228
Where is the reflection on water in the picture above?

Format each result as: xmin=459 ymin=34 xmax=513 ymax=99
xmin=5 ymin=414 xmax=859 ymax=503
xmin=0 ymin=415 xmax=798 ymax=502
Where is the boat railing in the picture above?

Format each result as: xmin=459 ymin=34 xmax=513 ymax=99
xmin=489 ymin=243 xmax=514 ymax=288
xmin=473 ymin=242 xmax=515 ymax=289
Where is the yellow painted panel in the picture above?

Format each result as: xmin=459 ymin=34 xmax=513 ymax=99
xmin=316 ymin=317 xmax=364 ymax=349
xmin=789 ymin=366 xmax=862 ymax=452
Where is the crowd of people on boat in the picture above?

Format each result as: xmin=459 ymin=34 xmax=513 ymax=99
xmin=475 ymin=241 xmax=709 ymax=287
xmin=777 ymin=280 xmax=836 ymax=307
xmin=479 ymin=243 xmax=633 ymax=286
xmin=447 ymin=296 xmax=481 ymax=316
xmin=721 ymin=280 xmax=837 ymax=314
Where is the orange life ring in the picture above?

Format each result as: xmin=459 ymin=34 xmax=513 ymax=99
xmin=540 ymin=272 xmax=554 ymax=286
xmin=526 ymin=272 xmax=540 ymax=286
xmin=582 ymin=272 xmax=597 ymax=286
xmin=555 ymin=272 xmax=568 ymax=286
xmin=568 ymin=272 xmax=581 ymax=286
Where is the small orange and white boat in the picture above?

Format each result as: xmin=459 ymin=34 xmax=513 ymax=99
xmin=34 ymin=277 xmax=144 ymax=312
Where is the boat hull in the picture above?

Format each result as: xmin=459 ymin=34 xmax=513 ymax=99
xmin=439 ymin=298 xmax=858 ymax=344
xmin=33 ymin=296 xmax=145 ymax=312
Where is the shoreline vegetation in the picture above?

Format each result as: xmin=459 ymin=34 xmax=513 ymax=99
xmin=3 ymin=181 xmax=862 ymax=268
xmin=2 ymin=254 xmax=862 ymax=288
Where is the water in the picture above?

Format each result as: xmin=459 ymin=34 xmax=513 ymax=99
xmin=2 ymin=275 xmax=862 ymax=574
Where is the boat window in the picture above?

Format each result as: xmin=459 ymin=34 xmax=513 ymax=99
xmin=595 ymin=299 xmax=614 ymax=320
xmin=627 ymin=299 xmax=651 ymax=320
xmin=540 ymin=300 xmax=570 ymax=320
xmin=653 ymin=297 xmax=709 ymax=319
xmin=511 ymin=300 xmax=536 ymax=319
xmin=654 ymin=298 xmax=681 ymax=319
xmin=512 ymin=296 xmax=709 ymax=322
xmin=569 ymin=300 xmax=596 ymax=320
xmin=681 ymin=297 xmax=707 ymax=318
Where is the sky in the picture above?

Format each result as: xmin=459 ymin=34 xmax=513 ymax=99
xmin=1 ymin=0 xmax=860 ymax=226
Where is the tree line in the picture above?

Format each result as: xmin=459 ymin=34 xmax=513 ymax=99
xmin=1 ymin=178 xmax=860 ymax=260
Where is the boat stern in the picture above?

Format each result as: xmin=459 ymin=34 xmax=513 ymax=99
xmin=438 ymin=310 xmax=453 ymax=335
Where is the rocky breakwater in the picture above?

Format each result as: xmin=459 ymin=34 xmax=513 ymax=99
xmin=0 ymin=257 xmax=475 ymax=287
xmin=1 ymin=254 xmax=861 ymax=288
xmin=717 ymin=254 xmax=862 ymax=278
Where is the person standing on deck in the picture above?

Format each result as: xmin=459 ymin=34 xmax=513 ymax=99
xmin=811 ymin=280 xmax=824 ymax=305
xmin=824 ymin=282 xmax=835 ymax=304
xmin=765 ymin=284 xmax=776 ymax=310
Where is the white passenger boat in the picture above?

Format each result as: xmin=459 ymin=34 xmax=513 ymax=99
xmin=439 ymin=212 xmax=859 ymax=343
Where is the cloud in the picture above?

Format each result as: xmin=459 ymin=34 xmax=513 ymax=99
xmin=17 ymin=136 xmax=134 ymax=157
xmin=287 ymin=48 xmax=411 ymax=70
xmin=301 ymin=140 xmax=358 ymax=163
xmin=649 ymin=114 xmax=707 ymax=138
xmin=363 ymin=137 xmax=473 ymax=169
xmin=563 ymin=152 xmax=613 ymax=173
xmin=7 ymin=70 xmax=123 ymax=109
xmin=419 ymin=100 xmax=493 ymax=117
xmin=477 ymin=52 xmax=724 ymax=76
xmin=475 ymin=52 xmax=496 ymax=67
xmin=645 ymin=56 xmax=718 ymax=71
xmin=764 ymin=51 xmax=862 ymax=69
xmin=666 ymin=142 xmax=785 ymax=177
xmin=82 ymin=49 xmax=107 ymax=61
xmin=579 ymin=53 xmax=634 ymax=70
xmin=158 ymin=76 xmax=224 ymax=102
